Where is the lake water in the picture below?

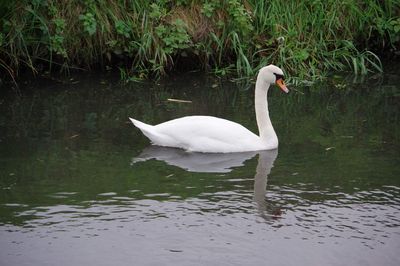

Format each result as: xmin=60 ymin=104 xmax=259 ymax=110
xmin=0 ymin=68 xmax=399 ymax=266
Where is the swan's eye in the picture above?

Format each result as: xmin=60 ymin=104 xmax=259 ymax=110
xmin=273 ymin=73 xmax=284 ymax=81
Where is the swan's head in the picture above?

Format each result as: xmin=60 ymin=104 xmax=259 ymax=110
xmin=258 ymin=65 xmax=289 ymax=93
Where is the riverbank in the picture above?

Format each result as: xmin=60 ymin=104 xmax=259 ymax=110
xmin=1 ymin=0 xmax=399 ymax=83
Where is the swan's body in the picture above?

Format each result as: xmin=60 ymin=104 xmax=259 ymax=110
xmin=130 ymin=116 xmax=270 ymax=153
xmin=130 ymin=65 xmax=288 ymax=153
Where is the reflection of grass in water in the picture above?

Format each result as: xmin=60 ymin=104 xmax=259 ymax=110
xmin=274 ymin=81 xmax=400 ymax=147
xmin=1 ymin=1 xmax=398 ymax=82
xmin=2 ymin=72 xmax=399 ymax=147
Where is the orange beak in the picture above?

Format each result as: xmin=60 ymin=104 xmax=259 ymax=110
xmin=276 ymin=78 xmax=289 ymax=93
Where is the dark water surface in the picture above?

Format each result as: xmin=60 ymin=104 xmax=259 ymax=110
xmin=1 ymin=69 xmax=399 ymax=266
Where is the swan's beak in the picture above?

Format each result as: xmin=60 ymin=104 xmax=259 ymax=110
xmin=276 ymin=79 xmax=289 ymax=93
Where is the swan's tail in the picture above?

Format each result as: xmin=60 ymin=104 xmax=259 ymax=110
xmin=129 ymin=117 xmax=153 ymax=132
xmin=129 ymin=117 xmax=161 ymax=145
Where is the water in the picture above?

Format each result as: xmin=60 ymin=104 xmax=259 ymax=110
xmin=0 ymin=69 xmax=399 ymax=266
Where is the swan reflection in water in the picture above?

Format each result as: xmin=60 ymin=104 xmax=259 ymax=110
xmin=132 ymin=146 xmax=281 ymax=219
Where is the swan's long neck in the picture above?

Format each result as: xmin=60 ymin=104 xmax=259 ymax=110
xmin=255 ymin=79 xmax=278 ymax=146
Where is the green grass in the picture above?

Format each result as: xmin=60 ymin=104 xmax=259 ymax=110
xmin=0 ymin=0 xmax=399 ymax=83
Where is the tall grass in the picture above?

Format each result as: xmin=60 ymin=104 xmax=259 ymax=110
xmin=0 ymin=0 xmax=399 ymax=83
xmin=250 ymin=0 xmax=397 ymax=82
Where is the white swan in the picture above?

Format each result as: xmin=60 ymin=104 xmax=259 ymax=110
xmin=129 ymin=64 xmax=289 ymax=153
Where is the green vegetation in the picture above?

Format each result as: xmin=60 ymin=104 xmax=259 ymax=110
xmin=0 ymin=0 xmax=399 ymax=82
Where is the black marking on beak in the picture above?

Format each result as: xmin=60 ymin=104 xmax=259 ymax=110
xmin=273 ymin=73 xmax=285 ymax=81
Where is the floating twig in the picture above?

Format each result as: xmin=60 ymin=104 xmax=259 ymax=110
xmin=167 ymin=98 xmax=192 ymax=103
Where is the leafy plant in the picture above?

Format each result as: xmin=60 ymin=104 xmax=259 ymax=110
xmin=155 ymin=19 xmax=191 ymax=54
xmin=201 ymin=2 xmax=216 ymax=18
xmin=115 ymin=20 xmax=131 ymax=38
xmin=79 ymin=12 xmax=97 ymax=36
xmin=49 ymin=18 xmax=67 ymax=57
xmin=149 ymin=3 xmax=166 ymax=20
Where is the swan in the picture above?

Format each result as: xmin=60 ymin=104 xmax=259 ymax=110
xmin=129 ymin=64 xmax=289 ymax=153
